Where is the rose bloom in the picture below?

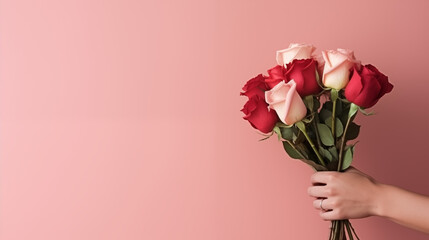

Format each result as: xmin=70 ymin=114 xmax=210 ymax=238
xmin=241 ymin=95 xmax=279 ymax=133
xmin=265 ymin=80 xmax=307 ymax=125
xmin=265 ymin=59 xmax=322 ymax=97
xmin=265 ymin=65 xmax=287 ymax=89
xmin=285 ymin=59 xmax=321 ymax=97
xmin=312 ymin=53 xmax=325 ymax=78
xmin=345 ymin=65 xmax=394 ymax=108
xmin=276 ymin=43 xmax=315 ymax=67
xmin=322 ymin=49 xmax=361 ymax=90
xmin=240 ymin=74 xmax=269 ymax=98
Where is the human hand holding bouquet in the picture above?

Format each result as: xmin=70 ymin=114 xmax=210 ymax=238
xmin=240 ymin=43 xmax=393 ymax=240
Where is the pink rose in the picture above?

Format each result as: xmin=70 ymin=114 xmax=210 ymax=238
xmin=322 ymin=49 xmax=361 ymax=90
xmin=276 ymin=43 xmax=315 ymax=67
xmin=241 ymin=95 xmax=279 ymax=133
xmin=265 ymin=80 xmax=307 ymax=125
xmin=312 ymin=53 xmax=325 ymax=77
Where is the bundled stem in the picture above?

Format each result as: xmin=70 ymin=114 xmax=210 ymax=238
xmin=329 ymin=102 xmax=360 ymax=239
xmin=330 ymin=220 xmax=359 ymax=240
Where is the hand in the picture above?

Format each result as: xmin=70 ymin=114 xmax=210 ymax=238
xmin=307 ymin=167 xmax=381 ymax=220
xmin=308 ymin=167 xmax=429 ymax=233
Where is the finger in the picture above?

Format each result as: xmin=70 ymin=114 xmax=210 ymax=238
xmin=311 ymin=172 xmax=337 ymax=185
xmin=320 ymin=209 xmax=342 ymax=221
xmin=307 ymin=186 xmax=330 ymax=198
xmin=313 ymin=198 xmax=334 ymax=211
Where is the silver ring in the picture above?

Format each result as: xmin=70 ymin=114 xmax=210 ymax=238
xmin=320 ymin=199 xmax=326 ymax=211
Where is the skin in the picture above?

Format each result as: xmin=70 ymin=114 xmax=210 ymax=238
xmin=308 ymin=168 xmax=429 ymax=234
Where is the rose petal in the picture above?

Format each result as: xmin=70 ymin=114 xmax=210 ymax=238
xmin=265 ymin=80 xmax=307 ymax=125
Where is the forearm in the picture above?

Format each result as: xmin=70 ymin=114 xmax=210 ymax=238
xmin=374 ymin=183 xmax=429 ymax=233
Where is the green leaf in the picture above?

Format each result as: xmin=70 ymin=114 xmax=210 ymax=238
xmin=328 ymin=147 xmax=338 ymax=160
xmin=273 ymin=126 xmax=282 ymax=141
xmin=342 ymin=146 xmax=355 ymax=170
xmin=282 ymin=141 xmax=304 ymax=159
xmin=296 ymin=121 xmax=306 ymax=132
xmin=324 ymin=117 xmax=344 ymax=138
xmin=319 ymin=147 xmax=333 ymax=162
xmin=317 ymin=123 xmax=334 ymax=146
xmin=293 ymin=130 xmax=305 ymax=144
xmin=349 ymin=103 xmax=359 ymax=118
xmin=304 ymin=95 xmax=314 ymax=111
xmin=335 ymin=118 xmax=344 ymax=138
xmin=345 ymin=122 xmax=360 ymax=141
xmin=280 ymin=126 xmax=294 ymax=141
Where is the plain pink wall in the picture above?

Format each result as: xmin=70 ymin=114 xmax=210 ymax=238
xmin=1 ymin=0 xmax=429 ymax=239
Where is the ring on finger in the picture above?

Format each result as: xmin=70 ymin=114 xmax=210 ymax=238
xmin=320 ymin=198 xmax=327 ymax=211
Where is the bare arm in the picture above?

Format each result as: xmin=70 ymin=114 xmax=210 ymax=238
xmin=307 ymin=168 xmax=429 ymax=234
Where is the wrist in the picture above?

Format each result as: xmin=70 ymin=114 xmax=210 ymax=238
xmin=371 ymin=182 xmax=392 ymax=218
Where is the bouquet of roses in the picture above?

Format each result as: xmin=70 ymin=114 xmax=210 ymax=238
xmin=240 ymin=43 xmax=393 ymax=240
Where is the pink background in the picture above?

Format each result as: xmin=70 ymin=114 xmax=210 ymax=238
xmin=1 ymin=0 xmax=429 ymax=239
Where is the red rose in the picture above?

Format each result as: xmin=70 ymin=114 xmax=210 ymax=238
xmin=241 ymin=95 xmax=279 ymax=133
xmin=345 ymin=65 xmax=394 ymax=108
xmin=285 ymin=59 xmax=322 ymax=97
xmin=240 ymin=74 xmax=269 ymax=98
xmin=265 ymin=65 xmax=286 ymax=89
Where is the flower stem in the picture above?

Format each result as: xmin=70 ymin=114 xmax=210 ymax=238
xmin=285 ymin=140 xmax=307 ymax=160
xmin=350 ymin=221 xmax=360 ymax=240
xmin=330 ymin=89 xmax=339 ymax=143
xmin=312 ymin=110 xmax=322 ymax=149
xmin=337 ymin=104 xmax=358 ymax=172
xmin=337 ymin=115 xmax=351 ymax=171
xmin=296 ymin=122 xmax=326 ymax=167
xmin=332 ymin=98 xmax=337 ymax=141
xmin=345 ymin=220 xmax=354 ymax=240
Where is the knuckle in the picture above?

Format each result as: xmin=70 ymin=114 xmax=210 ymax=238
xmin=327 ymin=173 xmax=338 ymax=182
xmin=325 ymin=187 xmax=336 ymax=196
xmin=331 ymin=200 xmax=340 ymax=208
